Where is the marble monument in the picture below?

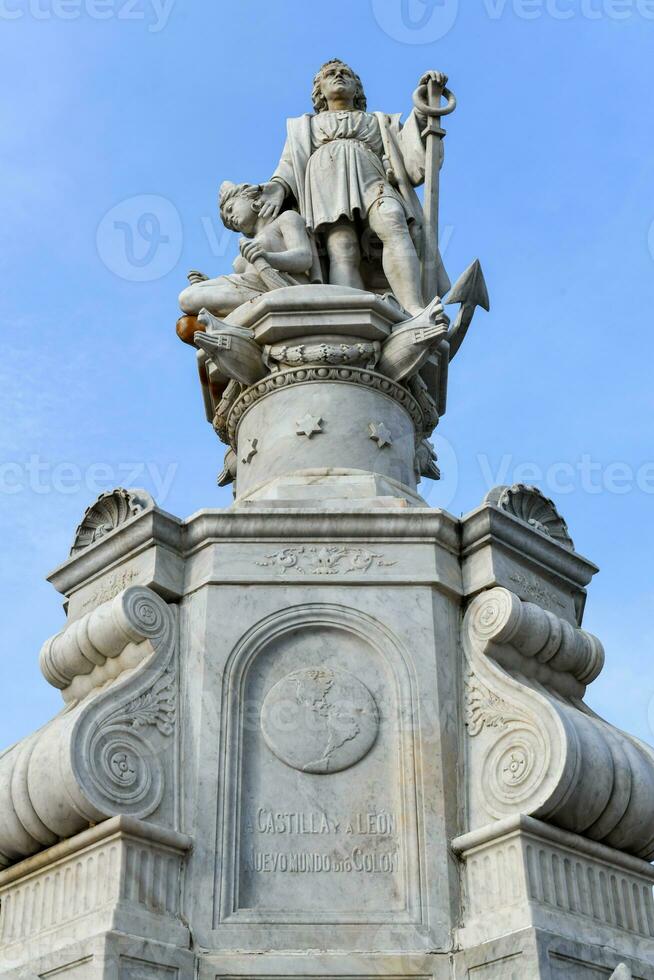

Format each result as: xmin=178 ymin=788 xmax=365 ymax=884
xmin=0 ymin=60 xmax=651 ymax=980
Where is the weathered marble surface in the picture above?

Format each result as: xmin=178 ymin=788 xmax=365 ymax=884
xmin=192 ymin=285 xmax=454 ymax=504
xmin=0 ymin=486 xmax=652 ymax=978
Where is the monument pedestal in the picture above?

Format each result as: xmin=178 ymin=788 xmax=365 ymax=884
xmin=0 ymin=296 xmax=652 ymax=980
xmin=0 ymin=490 xmax=652 ymax=979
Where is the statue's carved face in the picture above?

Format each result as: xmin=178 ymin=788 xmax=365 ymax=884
xmin=318 ymin=62 xmax=358 ymax=106
xmin=223 ymin=188 xmax=260 ymax=235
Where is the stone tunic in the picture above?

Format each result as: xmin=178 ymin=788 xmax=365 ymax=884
xmin=303 ymin=110 xmax=409 ymax=232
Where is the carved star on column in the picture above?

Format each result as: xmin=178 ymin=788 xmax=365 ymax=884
xmin=240 ymin=438 xmax=259 ymax=464
xmin=368 ymin=421 xmax=393 ymax=448
xmin=295 ymin=413 xmax=323 ymax=438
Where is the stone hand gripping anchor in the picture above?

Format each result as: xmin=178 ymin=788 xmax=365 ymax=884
xmin=410 ymin=69 xmax=487 ymax=351
xmin=412 ymin=71 xmax=457 ymax=302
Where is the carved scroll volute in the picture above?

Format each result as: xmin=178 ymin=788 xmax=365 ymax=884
xmin=462 ymin=587 xmax=654 ymax=861
xmin=68 ymin=588 xmax=177 ymax=825
xmin=0 ymin=587 xmax=178 ymax=866
xmin=463 ymin=588 xmax=572 ymax=827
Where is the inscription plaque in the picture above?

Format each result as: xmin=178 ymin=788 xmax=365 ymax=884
xmin=220 ymin=614 xmax=419 ymax=922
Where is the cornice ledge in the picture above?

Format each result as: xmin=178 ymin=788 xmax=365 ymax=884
xmin=182 ymin=506 xmax=461 ymax=555
xmin=47 ymin=507 xmax=184 ymax=597
xmin=452 ymin=814 xmax=654 ymax=881
xmin=0 ymin=816 xmax=192 ymax=888
xmin=461 ymin=503 xmax=598 ymax=587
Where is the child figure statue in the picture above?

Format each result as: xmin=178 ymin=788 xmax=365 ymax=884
xmin=177 ymin=181 xmax=319 ymax=336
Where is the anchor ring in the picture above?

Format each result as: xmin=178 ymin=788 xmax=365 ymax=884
xmin=412 ymin=84 xmax=457 ymax=118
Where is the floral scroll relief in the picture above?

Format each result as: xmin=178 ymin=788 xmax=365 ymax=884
xmin=256 ymin=545 xmax=396 ymax=575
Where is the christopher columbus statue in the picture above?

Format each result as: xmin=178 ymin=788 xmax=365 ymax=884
xmin=257 ymin=59 xmax=451 ymax=315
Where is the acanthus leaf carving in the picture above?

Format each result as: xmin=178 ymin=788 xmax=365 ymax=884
xmin=108 ymin=670 xmax=176 ymax=737
xmin=464 ymin=670 xmax=517 ymax=737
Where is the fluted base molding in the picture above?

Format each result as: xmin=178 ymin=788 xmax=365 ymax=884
xmin=453 ymin=815 xmax=654 ymax=977
xmin=0 ymin=817 xmax=192 ymax=978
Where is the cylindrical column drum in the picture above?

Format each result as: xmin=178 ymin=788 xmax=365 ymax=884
xmin=228 ymin=367 xmax=423 ymax=503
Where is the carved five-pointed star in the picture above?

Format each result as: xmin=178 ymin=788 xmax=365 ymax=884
xmin=295 ymin=413 xmax=323 ymax=438
xmin=368 ymin=421 xmax=393 ymax=448
xmin=240 ymin=438 xmax=259 ymax=464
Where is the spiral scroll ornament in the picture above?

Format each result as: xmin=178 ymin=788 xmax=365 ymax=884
xmin=482 ymin=726 xmax=549 ymax=817
xmin=87 ymin=726 xmax=164 ymax=814
xmin=468 ymin=587 xmax=522 ymax=646
xmin=118 ymin=586 xmax=168 ymax=641
xmin=84 ymin=670 xmax=175 ymax=818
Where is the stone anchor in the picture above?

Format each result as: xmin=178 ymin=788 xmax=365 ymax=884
xmin=445 ymin=257 xmax=491 ymax=360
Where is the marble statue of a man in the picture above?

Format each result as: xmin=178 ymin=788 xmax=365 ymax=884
xmin=257 ymin=59 xmax=451 ymax=315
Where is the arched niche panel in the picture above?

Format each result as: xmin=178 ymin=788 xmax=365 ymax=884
xmin=216 ymin=603 xmax=423 ymax=926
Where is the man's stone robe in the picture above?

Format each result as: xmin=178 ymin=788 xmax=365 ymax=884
xmin=270 ymin=109 xmax=451 ymax=298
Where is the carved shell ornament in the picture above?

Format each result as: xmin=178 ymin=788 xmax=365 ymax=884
xmin=70 ymin=487 xmax=155 ymax=556
xmin=484 ymin=484 xmax=574 ymax=550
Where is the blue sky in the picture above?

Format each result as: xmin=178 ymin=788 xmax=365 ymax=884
xmin=1 ymin=0 xmax=653 ymax=749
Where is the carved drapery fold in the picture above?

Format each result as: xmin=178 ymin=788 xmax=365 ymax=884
xmin=464 ymin=587 xmax=654 ymax=861
xmin=0 ymin=587 xmax=177 ymax=869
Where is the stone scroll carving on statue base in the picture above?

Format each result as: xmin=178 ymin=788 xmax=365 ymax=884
xmin=0 ymin=587 xmax=178 ymax=869
xmin=463 ymin=587 xmax=654 ymax=861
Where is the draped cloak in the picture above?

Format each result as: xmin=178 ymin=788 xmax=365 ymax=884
xmin=270 ymin=109 xmax=451 ymax=298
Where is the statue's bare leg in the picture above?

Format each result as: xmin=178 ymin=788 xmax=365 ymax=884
xmin=368 ymin=200 xmax=424 ymax=315
xmin=179 ymin=280 xmax=253 ymax=317
xmin=325 ymin=219 xmax=364 ymax=290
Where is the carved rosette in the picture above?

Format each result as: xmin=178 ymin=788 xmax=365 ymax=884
xmin=484 ymin=484 xmax=574 ymax=550
xmin=463 ymin=587 xmax=654 ymax=861
xmin=70 ymin=488 xmax=155 ymax=556
xmin=0 ymin=587 xmax=177 ymax=868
